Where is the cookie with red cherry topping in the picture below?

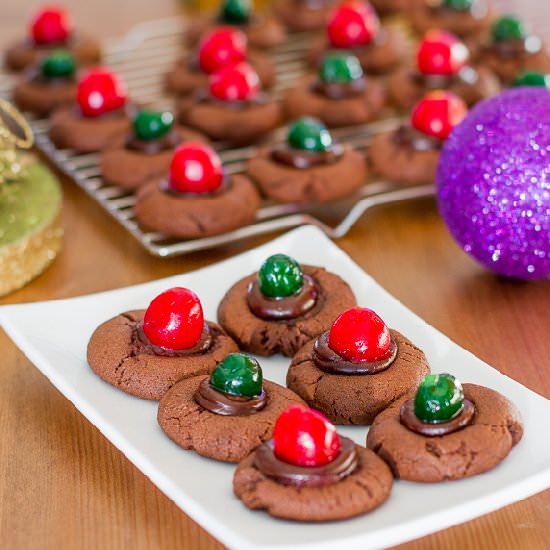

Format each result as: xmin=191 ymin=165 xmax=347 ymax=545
xmin=367 ymin=375 xmax=523 ymax=482
xmin=157 ymin=353 xmax=305 ymax=462
xmin=87 ymin=287 xmax=238 ymax=400
xmin=217 ymin=254 xmax=356 ymax=357
xmin=5 ymin=6 xmax=101 ymax=71
xmin=134 ymin=142 xmax=260 ymax=238
xmin=286 ymin=307 xmax=430 ymax=424
xmin=233 ymin=404 xmax=393 ymax=521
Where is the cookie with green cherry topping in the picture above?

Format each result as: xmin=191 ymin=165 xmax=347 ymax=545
xmin=157 ymin=352 xmax=306 ymax=462
xmin=491 ymin=14 xmax=527 ymax=43
xmin=185 ymin=0 xmax=285 ymax=50
xmin=513 ymin=71 xmax=550 ymax=88
xmin=247 ymin=115 xmax=368 ymax=202
xmin=99 ymin=110 xmax=206 ymax=191
xmin=367 ymin=380 xmax=524 ymax=482
xmin=13 ymin=51 xmax=78 ymax=116
xmin=284 ymin=51 xmax=386 ymax=128
xmin=217 ymin=256 xmax=356 ymax=357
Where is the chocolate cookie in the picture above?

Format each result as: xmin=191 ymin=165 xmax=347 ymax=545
xmin=134 ymin=174 xmax=260 ymax=238
xmin=13 ymin=74 xmax=76 ymax=117
xmin=410 ymin=2 xmax=493 ymax=40
xmin=287 ymin=330 xmax=430 ymax=425
xmin=272 ymin=0 xmax=336 ymax=32
xmin=100 ymin=126 xmax=206 ymax=190
xmin=157 ymin=375 xmax=306 ymax=462
xmin=370 ymin=0 xmax=423 ymax=15
xmin=5 ymin=35 xmax=101 ymax=72
xmin=248 ymin=144 xmax=367 ymax=203
xmin=217 ymin=266 xmax=356 ymax=357
xmin=186 ymin=12 xmax=286 ymax=50
xmin=284 ymin=75 xmax=386 ymax=128
xmin=388 ymin=66 xmax=500 ymax=110
xmin=87 ymin=310 xmax=238 ymax=400
xmin=49 ymin=105 xmax=131 ymax=152
xmin=369 ymin=128 xmax=440 ymax=185
xmin=483 ymin=45 xmax=550 ymax=84
xmin=308 ymin=26 xmax=407 ymax=75
xmin=177 ymin=94 xmax=281 ymax=146
xmin=366 ymin=383 xmax=524 ymax=482
xmin=165 ymin=50 xmax=275 ymax=96
xmin=233 ymin=443 xmax=393 ymax=521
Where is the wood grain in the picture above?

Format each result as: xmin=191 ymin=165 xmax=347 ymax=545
xmin=1 ymin=1 xmax=549 ymax=549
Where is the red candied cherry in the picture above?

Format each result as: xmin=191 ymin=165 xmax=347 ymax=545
xmin=411 ymin=90 xmax=468 ymax=140
xmin=29 ymin=6 xmax=72 ymax=45
xmin=76 ymin=67 xmax=127 ymax=118
xmin=209 ymin=61 xmax=260 ymax=101
xmin=273 ymin=404 xmax=341 ymax=467
xmin=168 ymin=142 xmax=224 ymax=194
xmin=327 ymin=1 xmax=380 ymax=49
xmin=142 ymin=287 xmax=204 ymax=350
xmin=417 ymin=30 xmax=470 ymax=76
xmin=198 ymin=27 xmax=248 ymax=74
xmin=328 ymin=306 xmax=392 ymax=363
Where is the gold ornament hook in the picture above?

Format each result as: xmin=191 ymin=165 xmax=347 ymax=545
xmin=0 ymin=98 xmax=34 ymax=185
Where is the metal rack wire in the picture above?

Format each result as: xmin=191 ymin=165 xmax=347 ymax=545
xmin=0 ymin=16 xmax=434 ymax=257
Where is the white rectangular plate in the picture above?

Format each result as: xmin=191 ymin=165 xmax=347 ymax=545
xmin=1 ymin=226 xmax=549 ymax=550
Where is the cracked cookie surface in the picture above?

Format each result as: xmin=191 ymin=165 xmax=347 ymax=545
xmin=217 ymin=266 xmax=356 ymax=357
xmin=157 ymin=375 xmax=305 ymax=462
xmin=366 ymin=383 xmax=523 ymax=482
xmin=233 ymin=444 xmax=393 ymax=521
xmin=134 ymin=174 xmax=260 ymax=238
xmin=287 ymin=329 xmax=430 ymax=425
xmin=86 ymin=310 xmax=238 ymax=400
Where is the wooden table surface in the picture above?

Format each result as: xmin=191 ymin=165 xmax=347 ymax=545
xmin=1 ymin=1 xmax=549 ymax=549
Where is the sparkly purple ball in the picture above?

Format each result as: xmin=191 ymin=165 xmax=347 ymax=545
xmin=437 ymin=87 xmax=550 ymax=280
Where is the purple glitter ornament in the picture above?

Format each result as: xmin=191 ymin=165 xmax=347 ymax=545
xmin=437 ymin=87 xmax=550 ymax=280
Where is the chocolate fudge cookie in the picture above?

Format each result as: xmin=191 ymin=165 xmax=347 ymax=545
xmin=158 ymin=354 xmax=306 ymax=462
xmin=370 ymin=91 xmax=467 ymax=185
xmin=272 ymin=0 xmax=337 ymax=32
xmin=5 ymin=6 xmax=100 ymax=71
xmin=233 ymin=404 xmax=393 ymax=521
xmin=247 ymin=117 xmax=367 ymax=203
xmin=87 ymin=288 xmax=239 ymax=400
xmin=49 ymin=68 xmax=131 ymax=152
xmin=367 ymin=378 xmax=524 ymax=482
xmin=100 ymin=110 xmax=205 ymax=190
xmin=287 ymin=307 xmax=430 ymax=424
xmin=218 ymin=255 xmax=356 ymax=357
xmin=284 ymin=53 xmax=385 ymax=128
xmin=13 ymin=51 xmax=77 ymax=116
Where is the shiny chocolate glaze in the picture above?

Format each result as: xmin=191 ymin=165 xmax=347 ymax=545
xmin=125 ymin=129 xmax=181 ymax=154
xmin=270 ymin=143 xmax=343 ymax=169
xmin=159 ymin=175 xmax=230 ymax=199
xmin=194 ymin=87 xmax=269 ymax=110
xmin=399 ymin=398 xmax=476 ymax=436
xmin=136 ymin=322 xmax=212 ymax=357
xmin=311 ymin=77 xmax=367 ymax=100
xmin=312 ymin=331 xmax=397 ymax=375
xmin=392 ymin=125 xmax=443 ymax=152
xmin=194 ymin=377 xmax=267 ymax=416
xmin=254 ymin=436 xmax=358 ymax=487
xmin=247 ymin=274 xmax=318 ymax=320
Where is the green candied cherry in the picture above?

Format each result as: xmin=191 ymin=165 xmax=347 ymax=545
xmin=287 ymin=117 xmax=332 ymax=152
xmin=40 ymin=51 xmax=76 ymax=79
xmin=414 ymin=373 xmax=464 ymax=423
xmin=442 ymin=0 xmax=473 ymax=11
xmin=492 ymin=15 xmax=526 ymax=42
xmin=220 ymin=0 xmax=251 ymax=24
xmin=210 ymin=352 xmax=263 ymax=397
xmin=319 ymin=52 xmax=364 ymax=84
xmin=513 ymin=71 xmax=550 ymax=88
xmin=258 ymin=254 xmax=304 ymax=298
xmin=132 ymin=110 xmax=174 ymax=141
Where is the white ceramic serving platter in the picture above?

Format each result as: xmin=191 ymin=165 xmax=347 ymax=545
xmin=1 ymin=226 xmax=549 ymax=550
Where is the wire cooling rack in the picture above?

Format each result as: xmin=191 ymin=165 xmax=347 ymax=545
xmin=0 ymin=16 xmax=434 ymax=257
